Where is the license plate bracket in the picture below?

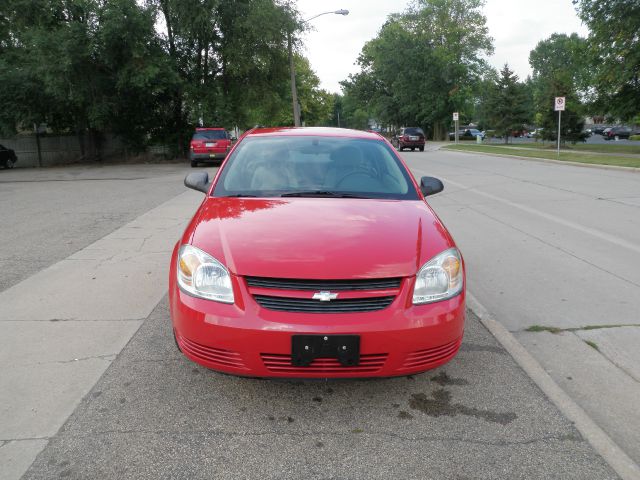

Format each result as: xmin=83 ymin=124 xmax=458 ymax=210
xmin=291 ymin=335 xmax=360 ymax=367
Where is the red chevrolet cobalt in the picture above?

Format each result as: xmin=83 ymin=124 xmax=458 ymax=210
xmin=170 ymin=127 xmax=465 ymax=378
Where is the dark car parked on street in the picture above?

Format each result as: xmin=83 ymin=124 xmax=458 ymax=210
xmin=0 ymin=144 xmax=17 ymax=169
xmin=449 ymin=129 xmax=484 ymax=141
xmin=392 ymin=127 xmax=426 ymax=151
xmin=604 ymin=126 xmax=632 ymax=140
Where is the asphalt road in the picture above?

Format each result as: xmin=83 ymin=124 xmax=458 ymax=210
xmin=402 ymin=147 xmax=640 ymax=466
xmin=22 ymin=301 xmax=614 ymax=480
xmin=0 ymin=159 xmax=631 ymax=479
xmin=0 ymin=164 xmax=189 ymax=293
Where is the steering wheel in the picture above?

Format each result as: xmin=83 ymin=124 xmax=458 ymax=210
xmin=335 ymin=170 xmax=379 ymax=188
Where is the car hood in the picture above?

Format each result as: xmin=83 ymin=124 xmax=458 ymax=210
xmin=190 ymin=198 xmax=455 ymax=279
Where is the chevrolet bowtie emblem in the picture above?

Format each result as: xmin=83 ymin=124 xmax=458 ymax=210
xmin=312 ymin=291 xmax=338 ymax=302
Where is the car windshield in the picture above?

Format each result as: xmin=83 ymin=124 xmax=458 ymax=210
xmin=193 ymin=130 xmax=227 ymax=140
xmin=213 ymin=136 xmax=419 ymax=200
xmin=404 ymin=128 xmax=424 ymax=135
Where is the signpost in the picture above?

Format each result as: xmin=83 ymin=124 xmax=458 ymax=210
xmin=554 ymin=97 xmax=565 ymax=157
xmin=453 ymin=112 xmax=459 ymax=144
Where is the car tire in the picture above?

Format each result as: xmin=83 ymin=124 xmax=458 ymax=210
xmin=6 ymin=159 xmax=15 ymax=169
xmin=411 ymin=147 xmax=415 ymax=151
xmin=419 ymin=146 xmax=424 ymax=152
xmin=190 ymin=160 xmax=198 ymax=167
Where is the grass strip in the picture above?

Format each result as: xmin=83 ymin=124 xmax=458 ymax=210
xmin=443 ymin=144 xmax=640 ymax=168
xmin=584 ymin=340 xmax=600 ymax=351
xmin=478 ymin=142 xmax=640 ymax=155
xmin=526 ymin=324 xmax=639 ymax=334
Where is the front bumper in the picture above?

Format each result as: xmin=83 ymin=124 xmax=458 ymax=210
xmin=169 ymin=270 xmax=465 ymax=378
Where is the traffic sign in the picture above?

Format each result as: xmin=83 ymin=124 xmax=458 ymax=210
xmin=554 ymin=97 xmax=566 ymax=111
xmin=453 ymin=112 xmax=459 ymax=121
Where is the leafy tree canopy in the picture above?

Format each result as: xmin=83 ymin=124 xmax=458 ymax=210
xmin=341 ymin=0 xmax=494 ymax=139
xmin=573 ymin=0 xmax=640 ymax=120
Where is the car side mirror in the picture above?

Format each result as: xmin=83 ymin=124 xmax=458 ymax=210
xmin=420 ymin=176 xmax=444 ymax=197
xmin=184 ymin=171 xmax=211 ymax=194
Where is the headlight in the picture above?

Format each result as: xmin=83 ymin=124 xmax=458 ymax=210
xmin=412 ymin=247 xmax=463 ymax=304
xmin=177 ymin=245 xmax=234 ymax=303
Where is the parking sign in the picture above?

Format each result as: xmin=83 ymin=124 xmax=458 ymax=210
xmin=453 ymin=112 xmax=459 ymax=121
xmin=554 ymin=97 xmax=565 ymax=111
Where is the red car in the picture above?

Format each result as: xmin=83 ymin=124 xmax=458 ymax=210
xmin=392 ymin=127 xmax=426 ymax=151
xmin=170 ymin=127 xmax=465 ymax=378
xmin=189 ymin=127 xmax=232 ymax=167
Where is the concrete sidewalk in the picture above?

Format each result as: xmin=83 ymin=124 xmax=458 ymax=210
xmin=0 ymin=190 xmax=202 ymax=479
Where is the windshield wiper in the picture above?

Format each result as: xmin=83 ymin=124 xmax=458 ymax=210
xmin=280 ymin=191 xmax=369 ymax=198
xmin=222 ymin=193 xmax=257 ymax=198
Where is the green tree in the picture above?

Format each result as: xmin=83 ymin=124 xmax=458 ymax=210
xmin=0 ymin=0 xmax=178 ymax=153
xmin=529 ymin=34 xmax=588 ymax=143
xmin=340 ymin=0 xmax=493 ymax=139
xmin=487 ymin=65 xmax=530 ymax=143
xmin=573 ymin=0 xmax=640 ymax=120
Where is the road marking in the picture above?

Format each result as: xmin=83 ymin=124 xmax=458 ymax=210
xmin=414 ymin=168 xmax=640 ymax=255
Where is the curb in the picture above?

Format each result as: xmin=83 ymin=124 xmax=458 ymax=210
xmin=467 ymin=292 xmax=640 ymax=480
xmin=439 ymin=147 xmax=640 ymax=173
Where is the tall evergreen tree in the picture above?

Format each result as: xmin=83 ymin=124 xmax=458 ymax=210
xmin=487 ymin=65 xmax=530 ymax=143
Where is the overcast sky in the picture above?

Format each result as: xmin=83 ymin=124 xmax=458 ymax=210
xmin=295 ymin=0 xmax=589 ymax=92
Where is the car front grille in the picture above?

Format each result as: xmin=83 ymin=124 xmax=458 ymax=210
xmin=245 ymin=275 xmax=402 ymax=314
xmin=245 ymin=276 xmax=401 ymax=291
xmin=253 ymin=295 xmax=395 ymax=313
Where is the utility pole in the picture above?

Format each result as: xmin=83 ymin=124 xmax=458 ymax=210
xmin=288 ymin=10 xmax=349 ymax=127
xmin=288 ymin=31 xmax=301 ymax=127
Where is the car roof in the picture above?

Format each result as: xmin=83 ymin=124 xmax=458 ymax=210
xmin=245 ymin=127 xmax=382 ymax=140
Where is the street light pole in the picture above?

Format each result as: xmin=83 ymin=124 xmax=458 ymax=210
xmin=288 ymin=31 xmax=301 ymax=127
xmin=289 ymin=9 xmax=349 ymax=127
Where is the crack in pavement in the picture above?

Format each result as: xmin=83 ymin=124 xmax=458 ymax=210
xmin=18 ymin=354 xmax=117 ymax=368
xmin=569 ymin=331 xmax=640 ymax=385
xmin=48 ymin=429 xmax=581 ymax=447
xmin=0 ymin=436 xmax=49 ymax=443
